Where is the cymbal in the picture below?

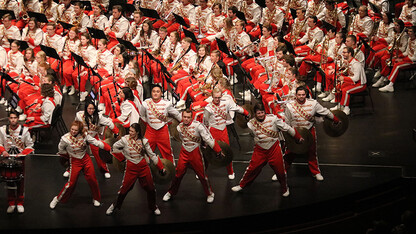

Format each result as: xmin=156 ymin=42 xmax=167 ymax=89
xmin=323 ymin=110 xmax=349 ymax=137
xmin=150 ymin=158 xmax=176 ymax=184
xmin=283 ymin=127 xmax=313 ymax=154
xmin=203 ymin=141 xmax=233 ymax=167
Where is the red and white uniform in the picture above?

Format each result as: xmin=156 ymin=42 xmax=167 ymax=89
xmin=193 ymin=5 xmax=212 ymax=32
xmin=0 ymin=47 xmax=6 ymax=68
xmin=167 ymin=2 xmax=195 ymax=33
xmin=0 ymin=0 xmax=19 ymax=21
xmin=40 ymin=1 xmax=59 ymax=22
xmin=399 ymin=4 xmax=416 ymax=25
xmin=170 ymin=48 xmax=197 ymax=88
xmin=128 ymin=21 xmax=141 ymax=41
xmin=0 ymin=24 xmax=21 ymax=50
xmin=295 ymin=26 xmax=324 ymax=57
xmin=42 ymin=33 xmax=63 ymax=51
xmin=111 ymin=136 xmax=164 ymax=212
xmin=95 ymin=49 xmax=113 ymax=77
xmin=140 ymin=98 xmax=182 ymax=163
xmin=56 ymin=132 xmax=110 ymax=204
xmin=349 ymin=14 xmax=374 ymax=39
xmin=369 ymin=0 xmax=389 ymax=14
xmin=139 ymin=0 xmax=160 ymax=9
xmin=335 ymin=57 xmax=367 ymax=106
xmin=21 ymin=28 xmax=43 ymax=50
xmin=386 ymin=37 xmax=416 ymax=84
xmin=237 ymin=115 xmax=296 ymax=194
xmin=105 ymin=16 xmax=130 ymax=50
xmin=240 ymin=1 xmax=262 ymax=27
xmin=284 ymin=99 xmax=334 ymax=175
xmin=289 ymin=0 xmax=307 ymax=10
xmin=306 ymin=0 xmax=325 ymax=18
xmin=72 ymin=45 xmax=97 ymax=92
xmin=73 ymin=12 xmax=90 ymax=33
xmin=167 ymin=120 xmax=220 ymax=197
xmin=320 ymin=7 xmax=346 ymax=30
xmin=203 ymin=99 xmax=247 ymax=175
xmin=24 ymin=96 xmax=55 ymax=129
xmin=131 ymin=30 xmax=159 ymax=48
xmin=56 ymin=3 xmax=75 ymax=24
xmin=88 ymin=14 xmax=109 ymax=30
xmin=6 ymin=50 xmax=24 ymax=77
xmin=260 ymin=7 xmax=284 ymax=32
xmin=61 ymin=38 xmax=80 ymax=87
xmin=242 ymin=35 xmax=275 ymax=73
xmin=285 ymin=16 xmax=308 ymax=44
xmin=116 ymin=100 xmax=140 ymax=128
xmin=205 ymin=13 xmax=225 ymax=35
xmin=75 ymin=111 xmax=118 ymax=174
xmin=0 ymin=124 xmax=34 ymax=207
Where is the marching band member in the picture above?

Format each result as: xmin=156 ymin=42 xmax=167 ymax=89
xmin=150 ymin=28 xmax=177 ymax=85
xmin=107 ymin=123 xmax=165 ymax=216
xmin=399 ymin=0 xmax=416 ymax=26
xmin=284 ymin=86 xmax=339 ymax=181
xmin=0 ymin=0 xmax=19 ymax=23
xmin=4 ymin=40 xmax=24 ymax=78
xmin=115 ymin=87 xmax=140 ymax=128
xmin=21 ymin=17 xmax=44 ymax=54
xmin=42 ymin=22 xmax=63 ymax=71
xmin=139 ymin=85 xmax=182 ymax=164
xmin=348 ymin=5 xmax=374 ymax=40
xmin=376 ymin=26 xmax=416 ymax=93
xmin=366 ymin=12 xmax=394 ymax=68
xmin=72 ymin=32 xmax=96 ymax=102
xmin=231 ymin=103 xmax=300 ymax=196
xmin=16 ymin=0 xmax=40 ymax=30
xmin=163 ymin=108 xmax=221 ymax=204
xmin=0 ymin=110 xmax=34 ymax=214
xmin=39 ymin=0 xmax=58 ymax=25
xmin=74 ymin=100 xmax=119 ymax=178
xmin=204 ymin=88 xmax=249 ymax=179
xmin=126 ymin=11 xmax=144 ymax=41
xmin=166 ymin=0 xmax=195 ymax=33
xmin=368 ymin=0 xmax=389 ymax=14
xmin=49 ymin=120 xmax=111 ymax=210
xmin=155 ymin=0 xmax=179 ymax=30
xmin=250 ymin=0 xmax=284 ymax=38
xmin=240 ymin=0 xmax=262 ymax=33
xmin=24 ymin=83 xmax=55 ymax=129
xmin=205 ymin=3 xmax=226 ymax=37
xmin=191 ymin=0 xmax=212 ymax=34
xmin=0 ymin=14 xmax=22 ymax=52
xmin=284 ymin=9 xmax=308 ymax=46
xmin=294 ymin=16 xmax=324 ymax=57
xmin=56 ymin=0 xmax=75 ymax=35
xmin=104 ymin=5 xmax=129 ymax=51
xmin=72 ymin=2 xmax=90 ymax=34
xmin=306 ymin=0 xmax=325 ymax=18
xmin=320 ymin=0 xmax=346 ymax=32
xmin=330 ymin=46 xmax=367 ymax=115
xmin=94 ymin=39 xmax=113 ymax=79
xmin=88 ymin=3 xmax=109 ymax=31
xmin=60 ymin=27 xmax=80 ymax=95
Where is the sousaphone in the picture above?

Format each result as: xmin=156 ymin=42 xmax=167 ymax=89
xmin=323 ymin=110 xmax=349 ymax=137
xmin=283 ymin=127 xmax=313 ymax=154
xmin=236 ymin=103 xmax=254 ymax=129
xmin=203 ymin=141 xmax=233 ymax=167
xmin=149 ymin=158 xmax=176 ymax=184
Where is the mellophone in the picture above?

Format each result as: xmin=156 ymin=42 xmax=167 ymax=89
xmin=0 ymin=155 xmax=24 ymax=183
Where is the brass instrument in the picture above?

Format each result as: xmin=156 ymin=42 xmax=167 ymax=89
xmin=169 ymin=61 xmax=182 ymax=74
xmin=164 ymin=3 xmax=180 ymax=22
xmin=290 ymin=17 xmax=307 ymax=46
xmin=386 ymin=29 xmax=407 ymax=67
xmin=197 ymin=17 xmax=205 ymax=39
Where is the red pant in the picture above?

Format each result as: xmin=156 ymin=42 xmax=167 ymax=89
xmin=145 ymin=124 xmax=174 ymax=163
xmin=62 ymin=59 xmax=75 ymax=87
xmin=239 ymin=140 xmax=288 ymax=194
xmin=168 ymin=147 xmax=212 ymax=196
xmin=335 ymin=82 xmax=366 ymax=106
xmin=210 ymin=127 xmax=233 ymax=175
xmin=113 ymin=159 xmax=157 ymax=211
xmin=388 ymin=57 xmax=416 ymax=83
xmin=284 ymin=127 xmax=320 ymax=175
xmin=6 ymin=159 xmax=25 ymax=206
xmin=57 ymin=155 xmax=101 ymax=203
xmin=90 ymin=135 xmax=109 ymax=173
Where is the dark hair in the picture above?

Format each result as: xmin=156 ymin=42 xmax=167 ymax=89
xmin=130 ymin=123 xmax=143 ymax=138
xmin=263 ymin=24 xmax=273 ymax=32
xmin=84 ymin=101 xmax=99 ymax=129
xmin=112 ymin=5 xmax=123 ymax=13
xmin=308 ymin=16 xmax=318 ymax=24
xmin=151 ymin=84 xmax=162 ymax=92
xmin=140 ymin=19 xmax=153 ymax=38
xmin=347 ymin=34 xmax=357 ymax=44
xmin=116 ymin=44 xmax=126 ymax=54
xmin=182 ymin=108 xmax=193 ymax=116
xmin=46 ymin=69 xmax=58 ymax=84
xmin=337 ymin=31 xmax=346 ymax=43
xmin=296 ymin=86 xmax=309 ymax=96
xmin=394 ymin=19 xmax=405 ymax=33
xmin=41 ymin=83 xmax=55 ymax=98
xmin=345 ymin=46 xmax=355 ymax=57
xmin=8 ymin=109 xmax=20 ymax=117
xmin=121 ymin=87 xmax=134 ymax=101
xmin=229 ymin=6 xmax=238 ymax=14
xmin=282 ymin=54 xmax=295 ymax=67
xmin=253 ymin=103 xmax=265 ymax=113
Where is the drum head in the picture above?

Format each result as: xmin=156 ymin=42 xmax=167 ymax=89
xmin=150 ymin=158 xmax=175 ymax=184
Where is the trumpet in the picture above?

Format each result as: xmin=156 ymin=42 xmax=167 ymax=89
xmin=164 ymin=3 xmax=180 ymax=22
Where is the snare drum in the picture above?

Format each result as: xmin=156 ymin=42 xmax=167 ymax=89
xmin=0 ymin=158 xmax=23 ymax=182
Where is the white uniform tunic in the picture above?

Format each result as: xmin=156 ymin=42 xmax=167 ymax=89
xmin=58 ymin=133 xmax=104 ymax=159
xmin=42 ymin=33 xmax=63 ymax=51
xmin=75 ymin=111 xmax=115 ymax=138
xmin=0 ymin=24 xmax=21 ymax=49
xmin=140 ymin=99 xmax=182 ymax=130
xmin=178 ymin=120 xmax=216 ymax=152
xmin=205 ymin=13 xmax=225 ymax=35
xmin=21 ymin=28 xmax=43 ymax=49
xmin=0 ymin=125 xmax=34 ymax=155
xmin=105 ymin=16 xmax=130 ymax=39
xmin=112 ymin=136 xmax=159 ymax=165
xmin=6 ymin=50 xmax=24 ymax=75
xmin=299 ymin=26 xmax=324 ymax=49
xmin=285 ymin=99 xmax=334 ymax=130
xmin=248 ymin=114 xmax=295 ymax=150
xmin=117 ymin=100 xmax=140 ymax=127
xmin=88 ymin=14 xmax=108 ymax=30
xmin=203 ymin=99 xmax=245 ymax=131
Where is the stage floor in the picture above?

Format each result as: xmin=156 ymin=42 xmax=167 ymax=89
xmin=0 ymin=75 xmax=415 ymax=232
